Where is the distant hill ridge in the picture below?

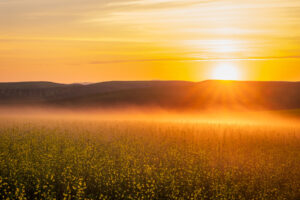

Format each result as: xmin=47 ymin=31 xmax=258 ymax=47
xmin=0 ymin=80 xmax=300 ymax=111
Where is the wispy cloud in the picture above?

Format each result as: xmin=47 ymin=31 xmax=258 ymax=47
xmin=1 ymin=0 xmax=300 ymax=82
xmin=90 ymin=56 xmax=300 ymax=65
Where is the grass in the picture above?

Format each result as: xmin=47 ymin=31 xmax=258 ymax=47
xmin=0 ymin=118 xmax=299 ymax=199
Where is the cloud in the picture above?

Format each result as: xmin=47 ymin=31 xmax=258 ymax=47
xmin=1 ymin=0 xmax=300 ymax=62
xmin=90 ymin=58 xmax=189 ymax=64
xmin=90 ymin=56 xmax=300 ymax=65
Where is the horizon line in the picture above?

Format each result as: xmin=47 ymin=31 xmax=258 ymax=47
xmin=0 ymin=79 xmax=299 ymax=85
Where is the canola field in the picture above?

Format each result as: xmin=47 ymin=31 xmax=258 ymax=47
xmin=0 ymin=118 xmax=299 ymax=199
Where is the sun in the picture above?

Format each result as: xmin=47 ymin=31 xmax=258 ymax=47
xmin=211 ymin=63 xmax=241 ymax=80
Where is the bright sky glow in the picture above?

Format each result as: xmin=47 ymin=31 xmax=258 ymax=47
xmin=0 ymin=0 xmax=300 ymax=82
xmin=211 ymin=63 xmax=241 ymax=80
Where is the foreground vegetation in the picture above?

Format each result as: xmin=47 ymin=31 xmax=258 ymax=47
xmin=0 ymin=118 xmax=299 ymax=199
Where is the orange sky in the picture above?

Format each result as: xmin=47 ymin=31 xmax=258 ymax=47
xmin=0 ymin=0 xmax=300 ymax=83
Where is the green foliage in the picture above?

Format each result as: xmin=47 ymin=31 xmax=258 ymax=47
xmin=0 ymin=119 xmax=299 ymax=199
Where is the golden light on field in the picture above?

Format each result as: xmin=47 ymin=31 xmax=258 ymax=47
xmin=211 ymin=63 xmax=241 ymax=81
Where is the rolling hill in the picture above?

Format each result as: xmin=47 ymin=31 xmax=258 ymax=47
xmin=0 ymin=80 xmax=300 ymax=111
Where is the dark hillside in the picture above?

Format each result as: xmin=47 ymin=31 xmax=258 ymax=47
xmin=0 ymin=80 xmax=300 ymax=111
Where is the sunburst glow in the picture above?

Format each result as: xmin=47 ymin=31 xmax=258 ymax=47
xmin=211 ymin=63 xmax=241 ymax=80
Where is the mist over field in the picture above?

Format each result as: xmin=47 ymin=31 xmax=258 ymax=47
xmin=0 ymin=80 xmax=300 ymax=199
xmin=1 ymin=79 xmax=300 ymax=130
xmin=0 ymin=104 xmax=299 ymax=126
xmin=0 ymin=112 xmax=299 ymax=199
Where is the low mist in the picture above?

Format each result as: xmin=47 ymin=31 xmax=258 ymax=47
xmin=0 ymin=105 xmax=299 ymax=127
